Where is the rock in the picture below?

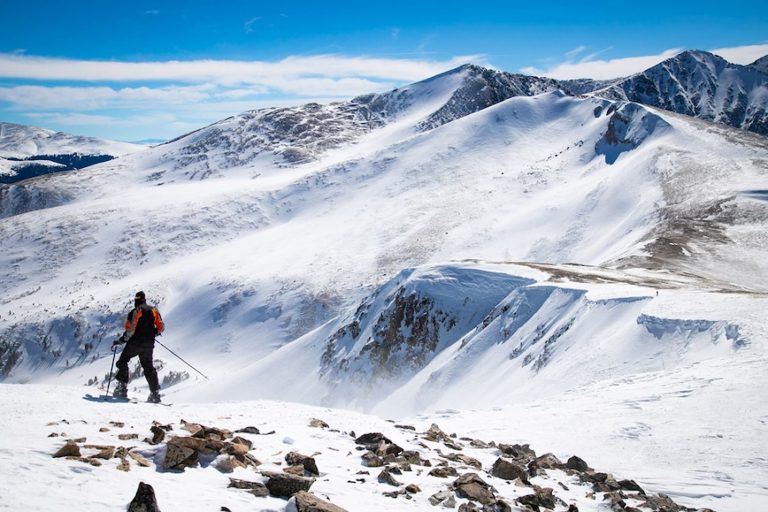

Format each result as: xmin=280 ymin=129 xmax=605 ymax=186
xmin=453 ymin=473 xmax=496 ymax=505
xmin=53 ymin=440 xmax=80 ymax=458
xmin=442 ymin=495 xmax=457 ymax=508
xmin=429 ymin=466 xmax=459 ymax=478
xmin=308 ymin=418 xmax=330 ymax=429
xmin=491 ymin=458 xmax=529 ymax=483
xmin=565 ymin=455 xmax=590 ymax=472
xmin=117 ymin=457 xmax=130 ymax=472
xmin=261 ymin=470 xmax=314 ymax=498
xmin=395 ymin=424 xmax=416 ymax=431
xmin=567 ymin=505 xmax=579 ymax=512
xmin=231 ymin=436 xmax=253 ymax=449
xmin=361 ymin=451 xmax=383 ymax=467
xmin=128 ymin=451 xmax=152 ymax=467
xmin=429 ymin=489 xmax=452 ymax=505
xmin=642 ymin=493 xmax=681 ymax=511
xmin=286 ymin=451 xmax=320 ymax=476
xmin=127 ymin=482 xmax=160 ymax=512
xmin=163 ymin=441 xmax=198 ymax=470
xmin=401 ymin=450 xmax=430 ymax=466
xmin=118 ymin=433 xmax=139 ymax=441
xmin=355 ymin=432 xmax=392 ymax=446
xmin=405 ymin=484 xmax=421 ymax=493
xmin=498 ymin=444 xmax=536 ymax=463
xmin=469 ymin=439 xmax=491 ymax=449
xmin=375 ymin=439 xmax=404 ymax=457
xmin=483 ymin=500 xmax=512 ymax=512
xmin=148 ymin=426 xmax=165 ymax=445
xmin=284 ymin=464 xmax=306 ymax=476
xmin=216 ymin=455 xmax=247 ymax=473
xmin=618 ymin=479 xmax=645 ymax=494
xmin=228 ymin=477 xmax=269 ymax=497
xmin=458 ymin=503 xmax=479 ymax=512
xmin=533 ymin=453 xmax=563 ymax=470
xmin=377 ymin=469 xmax=402 ymax=486
xmin=99 ymin=427 xmax=110 ymax=433
xmin=93 ymin=446 xmax=116 ymax=459
xmin=48 ymin=433 xmax=59 ymax=438
xmin=109 ymin=421 xmax=125 ymax=428
xmin=424 ymin=424 xmax=450 ymax=442
xmin=292 ymin=490 xmax=348 ymax=512
xmin=235 ymin=426 xmax=260 ymax=434
xmin=516 ymin=486 xmax=558 ymax=510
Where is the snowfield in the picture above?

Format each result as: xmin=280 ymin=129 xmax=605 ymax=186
xmin=1 ymin=59 xmax=767 ymax=511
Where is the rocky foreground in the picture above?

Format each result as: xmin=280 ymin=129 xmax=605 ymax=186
xmin=47 ymin=413 xmax=714 ymax=512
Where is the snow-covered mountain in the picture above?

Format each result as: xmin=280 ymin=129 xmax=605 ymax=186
xmin=0 ymin=122 xmax=144 ymax=183
xmin=749 ymin=54 xmax=768 ymax=74
xmin=1 ymin=62 xmax=768 ymax=510
xmin=595 ymin=50 xmax=768 ymax=135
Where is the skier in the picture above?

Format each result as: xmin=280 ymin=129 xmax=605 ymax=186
xmin=112 ymin=291 xmax=165 ymax=403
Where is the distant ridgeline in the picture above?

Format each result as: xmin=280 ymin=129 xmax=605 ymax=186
xmin=0 ymin=153 xmax=115 ymax=184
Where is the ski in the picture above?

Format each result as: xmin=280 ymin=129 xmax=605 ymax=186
xmin=84 ymin=393 xmax=170 ymax=405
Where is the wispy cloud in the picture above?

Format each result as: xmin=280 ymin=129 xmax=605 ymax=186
xmin=244 ymin=16 xmax=262 ymax=33
xmin=391 ymin=28 xmax=401 ymax=40
xmin=144 ymin=10 xmax=160 ymax=15
xmin=521 ymin=43 xmax=768 ymax=80
xmin=710 ymin=43 xmax=768 ymax=64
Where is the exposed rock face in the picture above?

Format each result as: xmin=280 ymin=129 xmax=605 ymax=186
xmin=261 ymin=470 xmax=314 ymax=498
xmin=292 ymin=490 xmax=349 ymax=512
xmin=127 ymin=482 xmax=160 ymax=512
xmin=594 ymin=103 xmax=669 ymax=164
xmin=596 ymin=50 xmax=768 ymax=135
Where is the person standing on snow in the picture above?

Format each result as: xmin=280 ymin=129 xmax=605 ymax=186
xmin=112 ymin=291 xmax=165 ymax=403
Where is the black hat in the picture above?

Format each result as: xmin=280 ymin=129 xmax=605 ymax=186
xmin=134 ymin=291 xmax=146 ymax=300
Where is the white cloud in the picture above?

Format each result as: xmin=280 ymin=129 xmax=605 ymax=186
xmin=0 ymin=53 xmax=482 ymax=85
xmin=521 ymin=43 xmax=768 ymax=80
xmin=710 ymin=43 xmax=768 ymax=64
xmin=521 ymin=48 xmax=683 ymax=80
xmin=244 ymin=17 xmax=262 ymax=33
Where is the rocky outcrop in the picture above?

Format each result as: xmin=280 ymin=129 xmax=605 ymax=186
xmin=260 ymin=470 xmax=314 ymax=498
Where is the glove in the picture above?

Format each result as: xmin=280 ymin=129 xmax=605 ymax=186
xmin=112 ymin=335 xmax=126 ymax=348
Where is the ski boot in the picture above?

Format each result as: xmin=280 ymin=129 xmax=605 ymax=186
xmin=113 ymin=382 xmax=128 ymax=399
xmin=147 ymin=390 xmax=162 ymax=404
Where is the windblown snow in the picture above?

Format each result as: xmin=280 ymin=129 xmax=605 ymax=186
xmin=1 ymin=60 xmax=767 ymax=511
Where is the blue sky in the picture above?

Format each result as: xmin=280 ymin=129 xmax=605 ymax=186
xmin=1 ymin=0 xmax=766 ymax=141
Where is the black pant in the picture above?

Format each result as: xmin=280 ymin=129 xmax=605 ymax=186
xmin=115 ymin=343 xmax=159 ymax=392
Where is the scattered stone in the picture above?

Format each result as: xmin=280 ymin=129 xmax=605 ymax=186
xmin=534 ymin=453 xmax=563 ymax=470
xmin=128 ymin=451 xmax=151 ymax=467
xmin=152 ymin=421 xmax=173 ymax=431
xmin=618 ymin=479 xmax=645 ymax=494
xmin=429 ymin=466 xmax=459 ymax=478
xmin=127 ymin=482 xmax=160 ymax=512
xmin=395 ymin=424 xmax=416 ymax=431
xmin=441 ymin=452 xmax=482 ymax=469
xmin=117 ymin=457 xmax=130 ymax=472
xmin=361 ymin=451 xmax=383 ymax=467
xmin=228 ymin=477 xmax=269 ymax=497
xmin=377 ymin=469 xmax=402 ymax=486
xmin=355 ymin=432 xmax=392 ymax=446
xmin=491 ymin=457 xmax=529 ymax=483
xmin=286 ymin=451 xmax=320 ymax=476
xmin=235 ymin=426 xmax=260 ymax=434
xmin=293 ymin=490 xmax=348 ymax=512
xmin=118 ymin=433 xmax=139 ymax=441
xmin=90 ymin=446 xmax=116 ymax=459
xmin=516 ymin=486 xmax=558 ymax=510
xmin=423 ymin=424 xmax=450 ymax=442
xmin=70 ymin=437 xmax=87 ymax=443
xmin=231 ymin=436 xmax=253 ymax=449
xmin=261 ymin=470 xmax=314 ymax=498
xmin=216 ymin=455 xmax=247 ymax=473
xmin=309 ymin=418 xmax=330 ymax=429
xmin=147 ymin=426 xmax=165 ymax=445
xmin=99 ymin=427 xmax=110 ymax=433
xmin=442 ymin=495 xmax=457 ymax=508
xmin=53 ymin=440 xmax=81 ymax=458
xmin=469 ymin=439 xmax=491 ymax=449
xmin=458 ymin=503 xmax=479 ymax=512
xmin=483 ymin=500 xmax=513 ymax=512
xmin=429 ymin=489 xmax=452 ymax=506
xmin=48 ymin=433 xmax=59 ymax=438
xmin=498 ymin=444 xmax=536 ymax=463
xmin=163 ymin=440 xmax=199 ymax=470
xmin=405 ymin=484 xmax=421 ymax=493
xmin=284 ymin=464 xmax=306 ymax=476
xmin=565 ymin=455 xmax=590 ymax=472
xmin=567 ymin=505 xmax=579 ymax=512
xmin=453 ymin=473 xmax=496 ymax=505
xmin=642 ymin=493 xmax=682 ymax=511
xmin=109 ymin=421 xmax=124 ymax=428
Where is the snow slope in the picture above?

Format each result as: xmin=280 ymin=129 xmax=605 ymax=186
xmin=0 ymin=65 xmax=767 ymax=511
xmin=0 ymin=122 xmax=143 ymax=159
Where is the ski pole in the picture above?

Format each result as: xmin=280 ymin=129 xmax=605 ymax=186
xmin=104 ymin=345 xmax=118 ymax=398
xmin=155 ymin=339 xmax=209 ymax=380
